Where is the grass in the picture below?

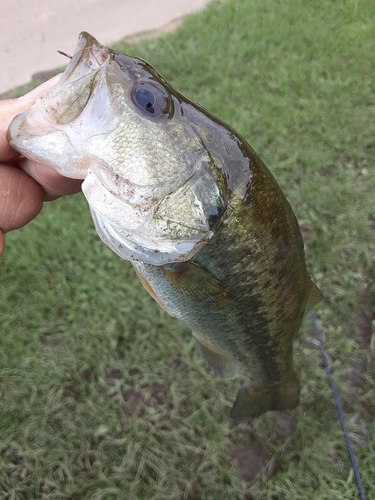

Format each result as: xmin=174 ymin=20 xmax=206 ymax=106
xmin=1 ymin=0 xmax=375 ymax=498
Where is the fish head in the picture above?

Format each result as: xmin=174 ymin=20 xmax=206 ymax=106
xmin=8 ymin=32 xmax=227 ymax=264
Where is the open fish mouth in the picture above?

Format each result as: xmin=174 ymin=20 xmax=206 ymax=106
xmin=6 ymin=33 xmax=116 ymax=179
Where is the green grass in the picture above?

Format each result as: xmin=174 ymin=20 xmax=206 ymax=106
xmin=1 ymin=0 xmax=375 ymax=498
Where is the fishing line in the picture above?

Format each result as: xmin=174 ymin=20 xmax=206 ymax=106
xmin=310 ymin=311 xmax=366 ymax=500
xmin=57 ymin=50 xmax=72 ymax=59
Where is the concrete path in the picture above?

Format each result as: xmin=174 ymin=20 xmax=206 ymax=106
xmin=1 ymin=0 xmax=210 ymax=95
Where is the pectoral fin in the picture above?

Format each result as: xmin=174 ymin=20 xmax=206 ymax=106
xmin=230 ymin=372 xmax=300 ymax=422
xmin=161 ymin=261 xmax=233 ymax=309
xmin=134 ymin=267 xmax=170 ymax=312
xmin=194 ymin=334 xmax=238 ymax=379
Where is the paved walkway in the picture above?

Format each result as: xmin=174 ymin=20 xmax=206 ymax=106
xmin=1 ymin=0 xmax=210 ymax=95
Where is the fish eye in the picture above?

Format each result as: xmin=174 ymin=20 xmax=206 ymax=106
xmin=131 ymin=82 xmax=172 ymax=117
xmin=135 ymin=87 xmax=156 ymax=113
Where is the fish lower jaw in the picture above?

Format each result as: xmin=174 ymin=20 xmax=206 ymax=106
xmin=89 ymin=208 xmax=206 ymax=265
xmin=8 ymin=117 xmax=90 ymax=179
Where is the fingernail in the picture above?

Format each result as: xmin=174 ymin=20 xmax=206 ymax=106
xmin=18 ymin=74 xmax=62 ymax=101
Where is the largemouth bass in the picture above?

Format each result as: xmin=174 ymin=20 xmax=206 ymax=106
xmin=8 ymin=32 xmax=322 ymax=421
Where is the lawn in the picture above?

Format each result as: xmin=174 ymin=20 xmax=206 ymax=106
xmin=1 ymin=0 xmax=374 ymax=498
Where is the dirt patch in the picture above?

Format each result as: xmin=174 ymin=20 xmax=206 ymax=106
xmin=121 ymin=380 xmax=169 ymax=417
xmin=341 ymin=359 xmax=367 ymax=398
xmin=356 ymin=309 xmax=373 ymax=349
xmin=354 ymin=288 xmax=374 ymax=349
xmin=103 ymin=366 xmax=170 ymax=418
xmin=229 ymin=440 xmax=273 ymax=483
xmin=272 ymin=411 xmax=296 ymax=439
xmin=339 ymin=287 xmax=375 ymax=422
xmin=105 ymin=367 xmax=124 ymax=381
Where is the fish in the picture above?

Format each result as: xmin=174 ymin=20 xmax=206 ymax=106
xmin=8 ymin=32 xmax=322 ymax=421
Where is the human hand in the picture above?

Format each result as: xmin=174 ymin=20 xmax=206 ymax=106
xmin=0 ymin=75 xmax=82 ymax=256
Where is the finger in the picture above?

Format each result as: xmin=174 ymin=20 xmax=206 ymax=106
xmin=19 ymin=158 xmax=83 ymax=200
xmin=0 ymin=163 xmax=43 ymax=233
xmin=0 ymin=74 xmax=61 ymax=163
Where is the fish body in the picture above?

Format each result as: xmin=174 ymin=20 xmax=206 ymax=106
xmin=8 ymin=33 xmax=321 ymax=420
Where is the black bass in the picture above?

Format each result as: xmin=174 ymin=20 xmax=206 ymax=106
xmin=8 ymin=32 xmax=321 ymax=421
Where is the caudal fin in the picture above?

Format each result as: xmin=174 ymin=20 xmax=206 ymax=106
xmin=230 ymin=373 xmax=300 ymax=422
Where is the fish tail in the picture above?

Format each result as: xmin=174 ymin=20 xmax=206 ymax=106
xmin=230 ymin=372 xmax=299 ymax=422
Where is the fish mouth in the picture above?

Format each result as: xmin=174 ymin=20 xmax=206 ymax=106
xmin=10 ymin=32 xmax=111 ymax=133
xmin=44 ymin=33 xmax=112 ymax=126
xmin=59 ymin=32 xmax=111 ymax=86
xmin=7 ymin=32 xmax=116 ymax=179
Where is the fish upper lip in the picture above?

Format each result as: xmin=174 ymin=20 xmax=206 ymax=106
xmin=59 ymin=31 xmax=111 ymax=86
